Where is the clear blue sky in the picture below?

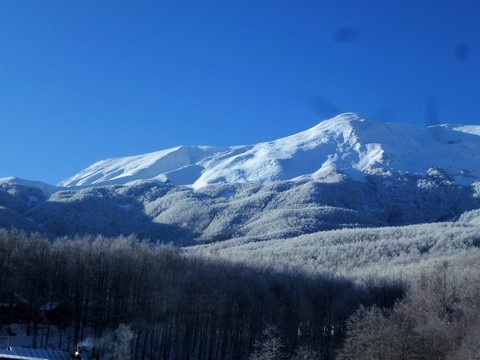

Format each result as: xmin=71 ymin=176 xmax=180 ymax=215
xmin=1 ymin=0 xmax=479 ymax=185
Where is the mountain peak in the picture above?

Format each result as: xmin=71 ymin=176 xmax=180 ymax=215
xmin=310 ymin=112 xmax=365 ymax=129
xmin=332 ymin=112 xmax=364 ymax=121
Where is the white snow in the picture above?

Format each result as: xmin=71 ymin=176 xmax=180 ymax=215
xmin=0 ymin=177 xmax=60 ymax=195
xmin=452 ymin=125 xmax=480 ymax=136
xmin=55 ymin=113 xmax=480 ymax=189
xmin=58 ymin=145 xmax=231 ymax=187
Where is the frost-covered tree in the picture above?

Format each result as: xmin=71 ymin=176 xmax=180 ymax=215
xmin=249 ymin=325 xmax=286 ymax=360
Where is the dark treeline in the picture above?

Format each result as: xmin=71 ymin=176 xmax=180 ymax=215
xmin=0 ymin=229 xmax=405 ymax=359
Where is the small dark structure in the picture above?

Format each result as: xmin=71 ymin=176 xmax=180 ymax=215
xmin=39 ymin=302 xmax=70 ymax=325
xmin=0 ymin=293 xmax=30 ymax=323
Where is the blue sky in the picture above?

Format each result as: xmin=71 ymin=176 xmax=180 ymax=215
xmin=1 ymin=0 xmax=479 ymax=185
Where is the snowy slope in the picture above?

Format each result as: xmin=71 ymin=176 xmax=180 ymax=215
xmin=59 ymin=113 xmax=480 ymax=189
xmin=59 ymin=145 xmax=232 ymax=187
xmin=0 ymin=176 xmax=59 ymax=195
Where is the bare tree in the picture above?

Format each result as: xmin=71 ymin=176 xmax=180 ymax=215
xmin=249 ymin=324 xmax=286 ymax=360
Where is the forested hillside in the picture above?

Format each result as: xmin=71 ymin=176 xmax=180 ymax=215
xmin=189 ymin=214 xmax=480 ymax=279
xmin=1 ymin=173 xmax=479 ymax=244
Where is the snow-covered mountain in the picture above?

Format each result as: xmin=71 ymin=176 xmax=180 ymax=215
xmin=1 ymin=113 xmax=480 ymax=244
xmin=59 ymin=113 xmax=480 ymax=189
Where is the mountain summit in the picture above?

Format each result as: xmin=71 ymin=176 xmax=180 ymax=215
xmin=59 ymin=113 xmax=480 ymax=189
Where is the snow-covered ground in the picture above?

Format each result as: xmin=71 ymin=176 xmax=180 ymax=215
xmin=0 ymin=323 xmax=73 ymax=352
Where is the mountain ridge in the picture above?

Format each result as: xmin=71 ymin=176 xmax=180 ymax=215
xmin=57 ymin=113 xmax=480 ymax=189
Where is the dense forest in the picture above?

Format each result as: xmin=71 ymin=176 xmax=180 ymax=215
xmin=0 ymin=228 xmax=478 ymax=359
